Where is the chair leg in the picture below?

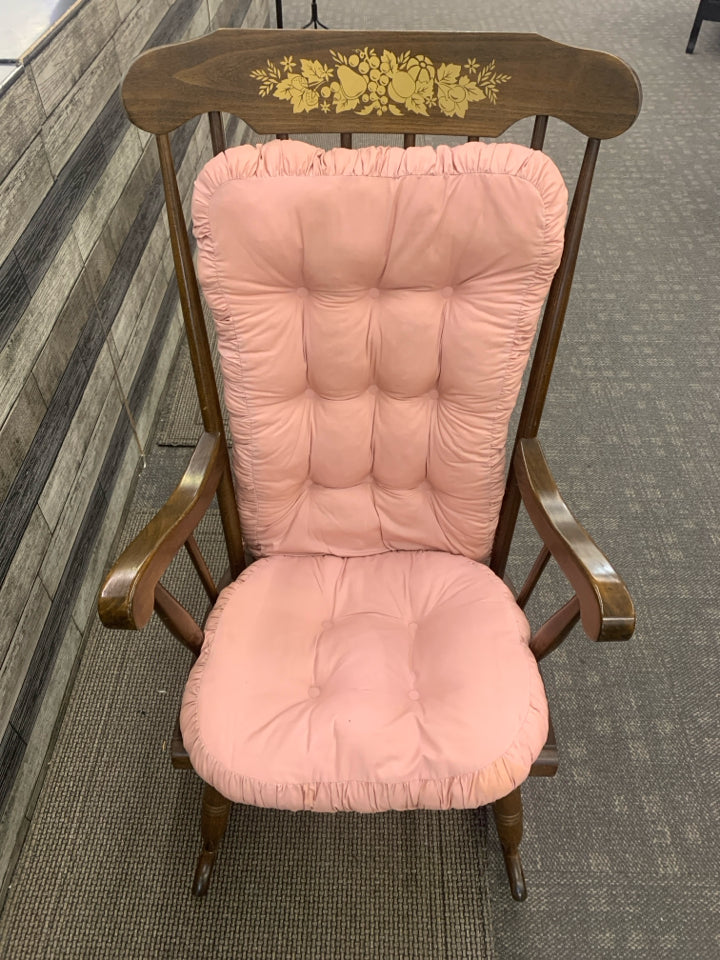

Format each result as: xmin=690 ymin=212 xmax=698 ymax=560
xmin=492 ymin=786 xmax=527 ymax=901
xmin=686 ymin=7 xmax=704 ymax=53
xmin=192 ymin=783 xmax=232 ymax=897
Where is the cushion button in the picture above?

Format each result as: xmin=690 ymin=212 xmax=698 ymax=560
xmin=369 ymin=288 xmax=380 ymax=299
xmin=308 ymin=686 xmax=321 ymax=699
xmin=297 ymin=287 xmax=308 ymax=298
xmin=408 ymin=689 xmax=421 ymax=701
xmin=441 ymin=286 xmax=453 ymax=299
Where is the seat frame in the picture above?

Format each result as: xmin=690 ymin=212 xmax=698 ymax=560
xmin=99 ymin=29 xmax=641 ymax=902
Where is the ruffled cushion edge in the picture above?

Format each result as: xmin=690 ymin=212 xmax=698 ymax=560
xmin=179 ymin=560 xmax=549 ymax=813
xmin=191 ymin=137 xmax=568 ymax=304
xmin=192 ymin=136 xmax=566 ymax=200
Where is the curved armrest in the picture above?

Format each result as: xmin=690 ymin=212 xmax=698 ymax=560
xmin=99 ymin=432 xmax=223 ymax=630
xmin=514 ymin=438 xmax=635 ymax=642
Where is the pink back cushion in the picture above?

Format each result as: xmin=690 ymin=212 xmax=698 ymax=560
xmin=192 ymin=139 xmax=566 ymax=560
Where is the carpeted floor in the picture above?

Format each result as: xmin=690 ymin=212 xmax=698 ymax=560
xmin=1 ymin=0 xmax=719 ymax=957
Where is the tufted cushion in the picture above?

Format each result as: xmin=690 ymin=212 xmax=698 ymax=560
xmin=193 ymin=139 xmax=566 ymax=560
xmin=180 ymin=551 xmax=547 ymax=812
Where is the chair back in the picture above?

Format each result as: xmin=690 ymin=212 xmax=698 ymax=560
xmin=121 ymin=29 xmax=642 ymax=577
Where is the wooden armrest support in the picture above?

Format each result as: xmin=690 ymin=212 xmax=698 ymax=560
xmin=514 ymin=438 xmax=635 ymax=642
xmin=98 ymin=432 xmax=223 ymax=631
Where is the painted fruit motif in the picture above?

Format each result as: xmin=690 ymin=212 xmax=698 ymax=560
xmin=336 ymin=65 xmax=367 ymax=100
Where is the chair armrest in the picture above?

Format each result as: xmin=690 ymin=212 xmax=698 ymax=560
xmin=98 ymin=432 xmax=223 ymax=630
xmin=514 ymin=437 xmax=635 ymax=642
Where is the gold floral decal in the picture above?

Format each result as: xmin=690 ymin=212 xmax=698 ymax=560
xmin=250 ymin=49 xmax=510 ymax=118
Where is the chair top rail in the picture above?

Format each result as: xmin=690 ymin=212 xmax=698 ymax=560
xmin=122 ymin=29 xmax=642 ymax=140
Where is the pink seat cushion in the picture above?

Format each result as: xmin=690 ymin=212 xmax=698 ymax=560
xmin=192 ymin=140 xmax=566 ymax=561
xmin=180 ymin=551 xmax=548 ymax=812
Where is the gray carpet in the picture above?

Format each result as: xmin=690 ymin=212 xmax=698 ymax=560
xmin=2 ymin=0 xmax=720 ymax=957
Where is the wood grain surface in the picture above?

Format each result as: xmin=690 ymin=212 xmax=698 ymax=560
xmin=123 ymin=29 xmax=642 ymax=139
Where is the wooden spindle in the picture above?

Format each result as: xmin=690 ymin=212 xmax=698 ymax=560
xmin=185 ymin=534 xmax=219 ymax=603
xmin=491 ymin=138 xmax=601 ymax=579
xmin=154 ymin=583 xmax=204 ymax=657
xmin=530 ymin=115 xmax=548 ymax=150
xmin=156 ymin=134 xmax=245 ymax=580
xmin=529 ymin=595 xmax=581 ymax=661
xmin=208 ymin=111 xmax=226 ymax=155
xmin=516 ymin=545 xmax=551 ymax=610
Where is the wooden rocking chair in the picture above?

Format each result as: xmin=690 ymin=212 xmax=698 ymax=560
xmin=99 ymin=30 xmax=641 ymax=901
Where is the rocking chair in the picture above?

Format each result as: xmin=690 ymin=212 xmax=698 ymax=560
xmin=99 ymin=30 xmax=642 ymax=901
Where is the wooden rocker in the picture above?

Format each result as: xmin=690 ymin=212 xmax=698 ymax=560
xmin=99 ymin=29 xmax=641 ymax=902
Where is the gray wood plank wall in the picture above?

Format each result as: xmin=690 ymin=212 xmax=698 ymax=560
xmin=0 ymin=0 xmax=270 ymax=894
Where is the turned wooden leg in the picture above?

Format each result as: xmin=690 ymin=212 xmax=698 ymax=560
xmin=192 ymin=783 xmax=231 ymax=897
xmin=492 ymin=786 xmax=527 ymax=901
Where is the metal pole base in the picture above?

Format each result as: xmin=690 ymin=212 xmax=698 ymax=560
xmin=303 ymin=2 xmax=328 ymax=28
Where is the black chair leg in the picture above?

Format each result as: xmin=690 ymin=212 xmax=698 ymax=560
xmin=686 ymin=8 xmax=704 ymax=53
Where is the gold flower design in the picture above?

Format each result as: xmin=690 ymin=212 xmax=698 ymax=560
xmin=251 ymin=49 xmax=510 ymax=118
xmin=436 ymin=63 xmax=485 ymax=118
xmin=274 ymin=74 xmax=320 ymax=113
xmin=251 ymin=58 xmax=333 ymax=113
